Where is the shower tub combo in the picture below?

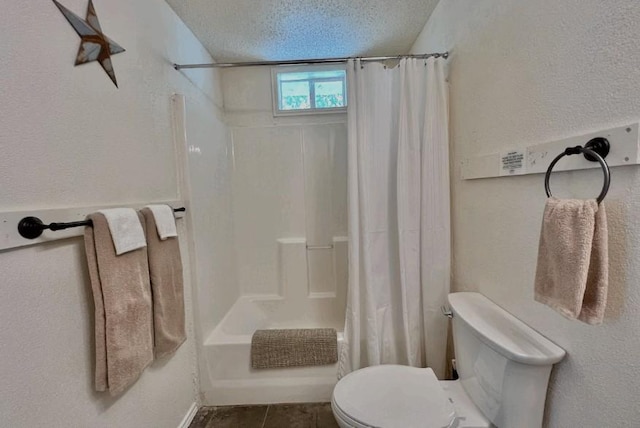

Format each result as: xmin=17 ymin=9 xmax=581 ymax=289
xmin=200 ymin=238 xmax=347 ymax=405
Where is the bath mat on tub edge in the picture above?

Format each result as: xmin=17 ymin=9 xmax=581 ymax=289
xmin=251 ymin=328 xmax=338 ymax=369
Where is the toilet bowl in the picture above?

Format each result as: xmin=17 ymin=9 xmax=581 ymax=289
xmin=331 ymin=292 xmax=566 ymax=428
xmin=331 ymin=365 xmax=489 ymax=428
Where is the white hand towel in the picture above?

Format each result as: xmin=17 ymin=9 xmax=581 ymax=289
xmin=98 ymin=208 xmax=147 ymax=255
xmin=144 ymin=205 xmax=178 ymax=240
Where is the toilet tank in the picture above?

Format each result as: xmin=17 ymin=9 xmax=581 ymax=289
xmin=448 ymin=292 xmax=565 ymax=428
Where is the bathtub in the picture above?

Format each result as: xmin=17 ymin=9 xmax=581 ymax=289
xmin=199 ymin=237 xmax=348 ymax=405
xmin=200 ymin=295 xmax=345 ymax=405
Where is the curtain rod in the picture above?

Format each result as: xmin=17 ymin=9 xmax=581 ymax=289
xmin=173 ymin=52 xmax=449 ymax=70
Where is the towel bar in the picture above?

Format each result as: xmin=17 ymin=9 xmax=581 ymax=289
xmin=17 ymin=207 xmax=186 ymax=240
xmin=544 ymin=138 xmax=611 ymax=204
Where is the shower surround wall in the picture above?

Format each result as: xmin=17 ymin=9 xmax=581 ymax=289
xmin=197 ymin=66 xmax=348 ymax=405
xmin=412 ymin=0 xmax=640 ymax=426
xmin=225 ymin=67 xmax=348 ymax=304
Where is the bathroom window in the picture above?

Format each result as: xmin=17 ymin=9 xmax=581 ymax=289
xmin=272 ymin=65 xmax=347 ymax=116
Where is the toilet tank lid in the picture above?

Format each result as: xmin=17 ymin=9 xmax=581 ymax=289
xmin=448 ymin=292 xmax=566 ymax=365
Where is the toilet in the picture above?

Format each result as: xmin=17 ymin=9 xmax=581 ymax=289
xmin=331 ymin=292 xmax=566 ymax=428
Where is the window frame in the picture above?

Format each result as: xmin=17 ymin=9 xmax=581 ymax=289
xmin=271 ymin=64 xmax=348 ymax=116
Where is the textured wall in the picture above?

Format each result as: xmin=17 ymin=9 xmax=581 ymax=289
xmin=0 ymin=0 xmax=228 ymax=426
xmin=412 ymin=0 xmax=640 ymax=426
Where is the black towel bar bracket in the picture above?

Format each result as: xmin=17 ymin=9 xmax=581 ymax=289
xmin=17 ymin=207 xmax=186 ymax=240
xmin=544 ymin=138 xmax=611 ymax=204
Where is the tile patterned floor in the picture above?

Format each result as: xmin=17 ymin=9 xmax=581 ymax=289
xmin=189 ymin=403 xmax=340 ymax=428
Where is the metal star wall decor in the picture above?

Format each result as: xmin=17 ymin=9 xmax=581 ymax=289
xmin=52 ymin=0 xmax=125 ymax=88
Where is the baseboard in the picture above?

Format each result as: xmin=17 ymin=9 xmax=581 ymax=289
xmin=177 ymin=402 xmax=198 ymax=428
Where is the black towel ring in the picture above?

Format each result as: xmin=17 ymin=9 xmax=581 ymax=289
xmin=544 ymin=142 xmax=610 ymax=204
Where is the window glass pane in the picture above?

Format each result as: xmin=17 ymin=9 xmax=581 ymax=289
xmin=314 ymin=80 xmax=345 ymax=109
xmin=275 ymin=68 xmax=347 ymax=113
xmin=280 ymin=80 xmax=310 ymax=110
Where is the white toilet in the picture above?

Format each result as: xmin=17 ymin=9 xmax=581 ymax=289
xmin=331 ymin=292 xmax=566 ymax=428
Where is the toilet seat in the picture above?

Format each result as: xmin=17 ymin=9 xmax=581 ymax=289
xmin=332 ymin=365 xmax=456 ymax=428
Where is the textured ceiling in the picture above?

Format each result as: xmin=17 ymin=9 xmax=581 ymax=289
xmin=165 ymin=0 xmax=440 ymax=62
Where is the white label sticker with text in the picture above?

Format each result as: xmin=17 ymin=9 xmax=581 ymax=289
xmin=500 ymin=150 xmax=527 ymax=176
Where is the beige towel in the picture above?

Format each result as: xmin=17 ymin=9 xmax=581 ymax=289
xmin=141 ymin=208 xmax=186 ymax=358
xmin=534 ymin=198 xmax=608 ymax=325
xmin=84 ymin=212 xmax=154 ymax=395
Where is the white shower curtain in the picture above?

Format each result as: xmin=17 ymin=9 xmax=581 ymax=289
xmin=338 ymin=58 xmax=450 ymax=379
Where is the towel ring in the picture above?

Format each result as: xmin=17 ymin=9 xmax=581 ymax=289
xmin=544 ymin=143 xmax=610 ymax=204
